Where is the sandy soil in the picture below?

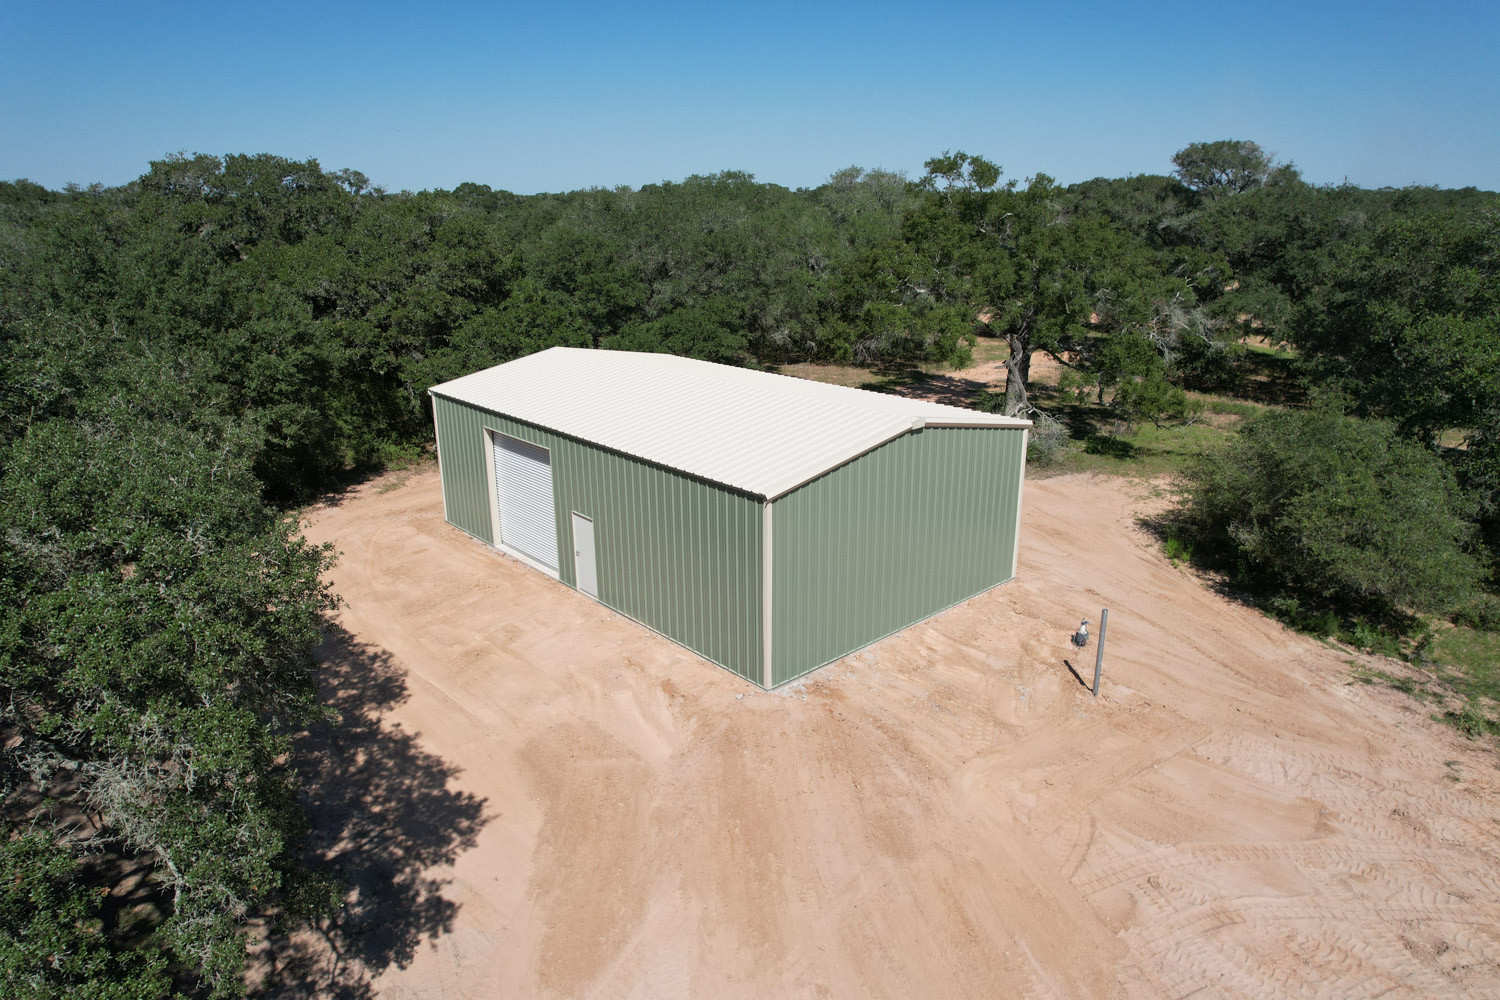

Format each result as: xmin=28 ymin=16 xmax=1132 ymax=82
xmin=292 ymin=468 xmax=1500 ymax=999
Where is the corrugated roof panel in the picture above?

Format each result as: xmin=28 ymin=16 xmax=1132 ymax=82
xmin=429 ymin=347 xmax=1030 ymax=498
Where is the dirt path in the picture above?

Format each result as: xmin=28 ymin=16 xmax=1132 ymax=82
xmin=295 ymin=469 xmax=1500 ymax=999
xmin=773 ymin=340 xmax=1065 ymax=410
xmin=887 ymin=349 xmax=1064 ymax=407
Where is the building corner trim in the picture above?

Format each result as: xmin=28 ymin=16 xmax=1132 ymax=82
xmin=433 ymin=397 xmax=449 ymax=524
xmin=762 ymin=500 xmax=774 ymax=689
xmin=1012 ymin=427 xmax=1028 ymax=580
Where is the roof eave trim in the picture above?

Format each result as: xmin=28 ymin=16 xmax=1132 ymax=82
xmin=430 ymin=385 xmax=1032 ymax=501
xmin=923 ymin=416 xmax=1034 ymax=428
xmin=761 ymin=420 xmax=923 ymax=501
xmin=430 ymin=389 xmax=771 ymax=497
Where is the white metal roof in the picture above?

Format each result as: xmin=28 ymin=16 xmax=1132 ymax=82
xmin=429 ymin=347 xmax=1029 ymax=499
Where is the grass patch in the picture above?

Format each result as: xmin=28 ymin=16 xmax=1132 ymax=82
xmin=1198 ymin=396 xmax=1265 ymax=419
xmin=1344 ymin=624 xmax=1500 ymax=742
xmin=1241 ymin=339 xmax=1295 ymax=357
xmin=968 ymin=335 xmax=1010 ymax=366
xmin=1441 ymin=701 xmax=1500 ymax=739
xmin=1214 ymin=340 xmax=1305 ymax=408
xmin=1425 ymin=625 xmax=1500 ymax=705
xmin=1045 ymin=420 xmax=1233 ymax=478
xmin=1164 ymin=534 xmax=1195 ymax=565
xmin=374 ymin=449 xmax=437 ymax=492
xmin=1262 ymin=595 xmax=1414 ymax=660
xmin=1349 ymin=663 xmax=1428 ymax=699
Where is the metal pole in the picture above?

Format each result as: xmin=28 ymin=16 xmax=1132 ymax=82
xmin=1092 ymin=608 xmax=1108 ymax=697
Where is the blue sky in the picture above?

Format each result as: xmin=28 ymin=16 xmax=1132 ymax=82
xmin=3 ymin=1 xmax=1497 ymax=193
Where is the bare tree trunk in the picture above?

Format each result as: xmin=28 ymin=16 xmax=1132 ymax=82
xmin=1004 ymin=332 xmax=1032 ymax=416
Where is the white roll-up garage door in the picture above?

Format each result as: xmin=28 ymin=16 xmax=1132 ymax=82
xmin=493 ymin=433 xmax=559 ymax=570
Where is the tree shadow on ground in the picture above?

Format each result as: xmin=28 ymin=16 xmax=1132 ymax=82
xmin=856 ymin=362 xmax=996 ymax=408
xmin=1134 ymin=508 xmax=1242 ymax=604
xmin=297 ymin=450 xmax=437 ymax=512
xmin=1027 ymin=382 xmax=1145 ymax=456
xmin=1216 ymin=348 xmax=1307 ymax=408
xmin=261 ymin=629 xmax=489 ymax=998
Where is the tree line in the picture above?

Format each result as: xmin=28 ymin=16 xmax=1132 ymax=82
xmin=1 ymin=143 xmax=1496 ymax=995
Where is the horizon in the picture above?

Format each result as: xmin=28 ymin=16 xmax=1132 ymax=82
xmin=4 ymin=1 xmax=1497 ymax=195
xmin=11 ymin=152 xmax=1500 ymax=198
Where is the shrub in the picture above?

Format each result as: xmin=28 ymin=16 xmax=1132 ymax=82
xmin=1112 ymin=369 xmax=1197 ymax=426
xmin=1444 ymin=699 xmax=1500 ymax=739
xmin=1178 ymin=406 xmax=1484 ymax=619
xmin=1025 ymin=413 xmax=1070 ymax=466
xmin=1164 ymin=534 xmax=1195 ymax=564
xmin=975 ymin=400 xmax=1072 ymax=467
xmin=1453 ymin=593 xmax=1500 ymax=632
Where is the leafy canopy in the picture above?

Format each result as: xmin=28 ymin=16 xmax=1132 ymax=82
xmin=1179 ymin=406 xmax=1485 ymax=617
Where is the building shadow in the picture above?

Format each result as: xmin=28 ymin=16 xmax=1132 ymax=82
xmin=261 ymin=629 xmax=489 ymax=998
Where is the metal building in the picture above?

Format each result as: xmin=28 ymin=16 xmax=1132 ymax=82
xmin=429 ymin=347 xmax=1031 ymax=688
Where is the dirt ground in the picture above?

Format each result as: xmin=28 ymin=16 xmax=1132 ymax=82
xmin=293 ymin=467 xmax=1500 ymax=999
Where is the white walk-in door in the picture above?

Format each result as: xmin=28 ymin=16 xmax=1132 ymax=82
xmin=571 ymin=513 xmax=598 ymax=598
xmin=492 ymin=433 xmax=558 ymax=570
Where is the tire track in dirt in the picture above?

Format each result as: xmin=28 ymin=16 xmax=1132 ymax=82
xmin=300 ymin=468 xmax=1500 ymax=998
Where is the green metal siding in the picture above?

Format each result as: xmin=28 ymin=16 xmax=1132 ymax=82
xmin=433 ymin=395 xmax=496 ymax=544
xmin=770 ymin=426 xmax=1025 ymax=686
xmin=431 ymin=394 xmax=763 ymax=681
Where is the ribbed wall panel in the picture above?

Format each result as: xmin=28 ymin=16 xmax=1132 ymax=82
xmin=435 ymin=395 xmax=495 ymax=544
xmin=770 ymin=427 xmax=1026 ymax=686
xmin=432 ymin=395 xmax=763 ymax=681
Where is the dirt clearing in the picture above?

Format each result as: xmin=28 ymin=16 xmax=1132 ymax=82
xmin=296 ymin=467 xmax=1500 ymax=998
